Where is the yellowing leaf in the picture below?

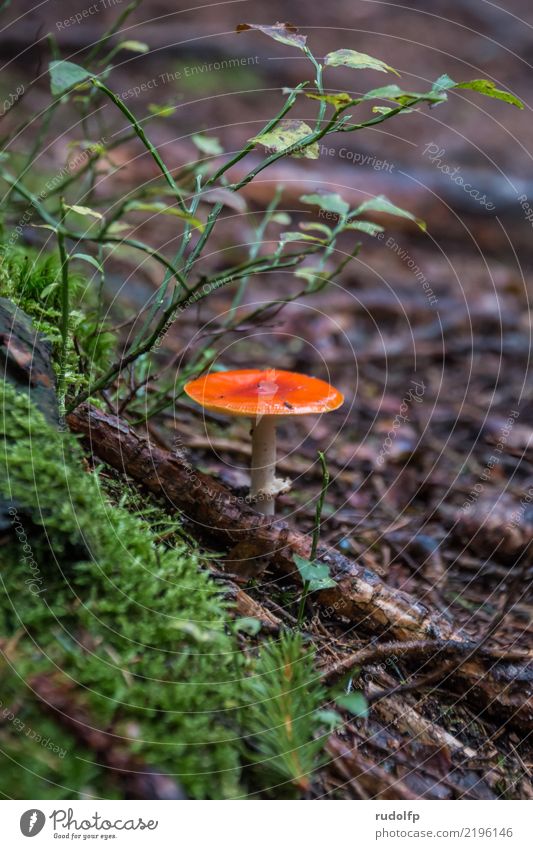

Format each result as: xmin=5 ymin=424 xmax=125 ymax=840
xmin=325 ymin=49 xmax=399 ymax=76
xmin=126 ymin=201 xmax=204 ymax=231
xmin=250 ymin=120 xmax=319 ymax=159
xmin=455 ymin=78 xmax=524 ymax=109
xmin=305 ymin=91 xmax=355 ymax=109
xmin=65 ymin=204 xmax=103 ymax=220
xmin=148 ymin=103 xmax=176 ymax=118
xmin=236 ymin=22 xmax=307 ymax=51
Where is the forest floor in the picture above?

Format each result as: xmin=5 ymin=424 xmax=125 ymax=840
xmin=0 ymin=0 xmax=532 ymax=799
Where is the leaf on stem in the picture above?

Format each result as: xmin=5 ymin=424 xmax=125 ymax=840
xmin=147 ymin=103 xmax=177 ymax=118
xmin=344 ymin=220 xmax=384 ymax=235
xmin=364 ymin=84 xmax=446 ymax=106
xmin=192 ymin=134 xmax=224 ymax=155
xmin=236 ymin=22 xmax=307 ymax=50
xmin=305 ymin=91 xmax=355 ymax=108
xmin=432 ymin=74 xmax=523 ymax=108
xmin=65 ymin=204 xmax=103 ymax=220
xmin=280 ymin=232 xmax=326 ymax=245
xmin=294 ymin=266 xmax=327 ymax=289
xmin=336 ymin=691 xmax=369 ymax=718
xmin=299 ymin=222 xmax=333 ymax=237
xmin=325 ymin=49 xmax=399 ymax=76
xmin=49 ymin=60 xmax=91 ymax=96
xmin=352 ymin=195 xmax=426 ymax=231
xmin=300 ymin=190 xmax=350 ymax=217
xmin=201 ymin=188 xmax=247 ymax=213
xmin=70 ymin=252 xmax=103 ymax=273
xmin=116 ymin=40 xmax=149 ymax=53
xmin=250 ymin=119 xmax=320 ymax=159
xmin=125 ymin=200 xmax=205 ymax=231
xmin=456 ymin=79 xmax=524 ymax=109
xmin=293 ymin=554 xmax=336 ymax=592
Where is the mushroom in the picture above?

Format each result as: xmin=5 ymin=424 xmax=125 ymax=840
xmin=184 ymin=368 xmax=344 ymax=516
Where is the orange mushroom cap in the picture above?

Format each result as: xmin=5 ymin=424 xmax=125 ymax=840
xmin=184 ymin=368 xmax=344 ymax=417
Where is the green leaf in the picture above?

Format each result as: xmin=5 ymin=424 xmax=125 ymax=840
xmin=372 ymin=105 xmax=414 ymax=115
xmin=432 ymin=74 xmax=523 ymax=109
xmin=192 ymin=134 xmax=224 ymax=155
xmin=234 ymin=617 xmax=262 ymax=636
xmin=325 ymin=49 xmax=399 ymax=76
xmin=117 ymin=40 xmax=149 ymax=53
xmin=106 ymin=221 xmax=131 ymax=235
xmin=236 ymin=22 xmax=307 ymax=51
xmin=294 ymin=266 xmax=325 ymax=288
xmin=280 ymin=232 xmax=325 ymax=245
xmin=271 ymin=212 xmax=292 ymax=225
xmin=40 ymin=282 xmax=59 ymax=299
xmin=65 ymin=204 xmax=103 ymax=220
xmin=455 ymin=78 xmax=524 ymax=109
xmin=299 ymin=221 xmax=333 ymax=237
xmin=315 ymin=709 xmax=343 ymax=731
xmin=148 ymin=103 xmax=177 ymax=118
xmin=49 ymin=60 xmax=91 ymax=96
xmin=432 ymin=73 xmax=455 ymax=93
xmin=70 ymin=252 xmax=103 ymax=273
xmin=305 ymin=91 xmax=355 ymax=109
xmin=336 ymin=691 xmax=368 ymax=718
xmin=293 ymin=554 xmax=337 ymax=592
xmin=344 ymin=220 xmax=384 ymax=235
xmin=364 ymin=84 xmax=445 ymax=106
xmin=250 ymin=120 xmax=319 ymax=159
xmin=353 ymin=195 xmax=426 ymax=231
xmin=300 ymin=190 xmax=349 ymax=216
xmin=125 ymin=201 xmax=204 ymax=231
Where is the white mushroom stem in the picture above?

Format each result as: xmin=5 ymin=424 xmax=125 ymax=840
xmin=250 ymin=416 xmax=291 ymax=516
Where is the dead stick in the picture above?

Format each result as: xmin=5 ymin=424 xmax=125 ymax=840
xmin=321 ymin=639 xmax=532 ymax=683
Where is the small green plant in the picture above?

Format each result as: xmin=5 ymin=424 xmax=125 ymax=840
xmin=295 ymin=451 xmax=336 ymax=625
xmin=242 ymin=631 xmax=327 ymax=795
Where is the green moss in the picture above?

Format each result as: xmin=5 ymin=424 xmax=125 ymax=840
xmin=0 ymin=244 xmax=115 ymax=393
xmin=0 ymin=662 xmax=121 ymax=801
xmin=0 ymin=381 xmax=242 ymax=798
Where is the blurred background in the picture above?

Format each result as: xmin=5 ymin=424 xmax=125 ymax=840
xmin=1 ymin=0 xmax=532 ymax=802
xmin=2 ymin=0 xmax=533 ymax=539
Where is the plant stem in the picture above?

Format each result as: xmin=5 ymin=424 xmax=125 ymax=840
xmin=57 ymin=198 xmax=70 ymax=416
xmin=311 ymin=451 xmax=329 ymax=560
xmin=91 ymin=79 xmax=187 ymax=212
xmin=87 ymin=0 xmax=142 ymax=64
xmin=226 ymin=187 xmax=283 ymax=323
xmin=297 ymin=451 xmax=329 ymax=625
